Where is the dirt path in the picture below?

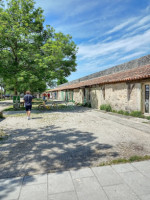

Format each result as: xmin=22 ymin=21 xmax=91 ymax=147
xmin=0 ymin=107 xmax=150 ymax=179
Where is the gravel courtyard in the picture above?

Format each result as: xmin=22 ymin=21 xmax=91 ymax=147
xmin=0 ymin=105 xmax=150 ymax=179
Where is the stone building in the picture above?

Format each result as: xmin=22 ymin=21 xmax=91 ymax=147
xmin=49 ymin=54 xmax=150 ymax=114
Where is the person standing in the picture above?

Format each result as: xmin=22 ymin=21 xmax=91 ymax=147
xmin=43 ymin=93 xmax=46 ymax=101
xmin=23 ymin=91 xmax=33 ymax=120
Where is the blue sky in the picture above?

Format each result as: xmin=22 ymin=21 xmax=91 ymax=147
xmin=14 ymin=0 xmax=150 ymax=81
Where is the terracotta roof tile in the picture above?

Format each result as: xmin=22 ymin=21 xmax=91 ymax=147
xmin=50 ymin=64 xmax=150 ymax=91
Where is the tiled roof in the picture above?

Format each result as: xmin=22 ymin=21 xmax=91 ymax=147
xmin=49 ymin=64 xmax=150 ymax=92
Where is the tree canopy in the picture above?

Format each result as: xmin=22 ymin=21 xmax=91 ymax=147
xmin=0 ymin=0 xmax=77 ymax=94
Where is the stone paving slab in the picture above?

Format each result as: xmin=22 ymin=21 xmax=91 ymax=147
xmin=48 ymin=191 xmax=78 ymax=200
xmin=111 ymin=163 xmax=137 ymax=173
xmin=0 ymin=177 xmax=23 ymax=200
xmin=70 ymin=167 xmax=94 ymax=179
xmin=19 ymin=184 xmax=47 ymax=200
xmin=73 ymin=176 xmax=108 ymax=200
xmin=139 ymin=193 xmax=150 ymax=200
xmin=92 ymin=165 xmax=124 ymax=186
xmin=131 ymin=160 xmax=150 ymax=178
xmin=119 ymin=170 xmax=150 ymax=196
xmin=103 ymin=184 xmax=139 ymax=200
xmin=48 ymin=171 xmax=75 ymax=194
xmin=0 ymin=161 xmax=150 ymax=200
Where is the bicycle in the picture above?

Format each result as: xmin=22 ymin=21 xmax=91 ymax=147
xmin=38 ymin=101 xmax=51 ymax=111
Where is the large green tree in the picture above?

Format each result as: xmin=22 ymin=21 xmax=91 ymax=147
xmin=57 ymin=77 xmax=68 ymax=86
xmin=0 ymin=0 xmax=77 ymax=94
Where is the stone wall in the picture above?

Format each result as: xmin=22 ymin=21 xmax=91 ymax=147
xmin=85 ymin=88 xmax=90 ymax=103
xmin=73 ymin=89 xmax=84 ymax=104
xmin=90 ymin=87 xmax=101 ymax=109
xmin=57 ymin=91 xmax=61 ymax=100
xmin=104 ymin=83 xmax=141 ymax=111
xmin=89 ymin=83 xmax=142 ymax=111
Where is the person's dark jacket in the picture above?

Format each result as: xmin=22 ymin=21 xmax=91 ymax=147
xmin=24 ymin=94 xmax=33 ymax=106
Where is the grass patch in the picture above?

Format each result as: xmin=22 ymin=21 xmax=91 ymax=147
xmin=117 ymin=110 xmax=125 ymax=115
xmin=100 ymin=104 xmax=112 ymax=112
xmin=98 ymin=155 xmax=150 ymax=166
xmin=146 ymin=116 xmax=150 ymax=120
xmin=130 ymin=111 xmax=144 ymax=118
xmin=3 ymin=106 xmax=25 ymax=111
xmin=3 ymin=104 xmax=39 ymax=112
xmin=100 ymin=105 xmax=150 ymax=120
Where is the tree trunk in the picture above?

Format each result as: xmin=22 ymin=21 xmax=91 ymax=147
xmin=14 ymin=88 xmax=17 ymax=95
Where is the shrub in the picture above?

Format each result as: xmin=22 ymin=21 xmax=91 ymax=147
xmin=146 ymin=116 xmax=150 ymax=120
xmin=117 ymin=110 xmax=124 ymax=114
xmin=76 ymin=103 xmax=82 ymax=106
xmin=124 ymin=111 xmax=130 ymax=115
xmin=83 ymin=102 xmax=91 ymax=108
xmin=130 ymin=111 xmax=144 ymax=118
xmin=100 ymin=104 xmax=112 ymax=112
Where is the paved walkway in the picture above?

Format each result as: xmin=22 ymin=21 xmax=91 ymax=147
xmin=0 ymin=160 xmax=150 ymax=200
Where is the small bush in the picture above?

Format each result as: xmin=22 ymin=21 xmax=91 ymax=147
xmin=76 ymin=103 xmax=82 ymax=106
xmin=83 ymin=102 xmax=91 ymax=108
xmin=124 ymin=111 xmax=130 ymax=115
xmin=117 ymin=110 xmax=124 ymax=114
xmin=100 ymin=104 xmax=112 ymax=112
xmin=146 ymin=116 xmax=150 ymax=120
xmin=130 ymin=111 xmax=144 ymax=118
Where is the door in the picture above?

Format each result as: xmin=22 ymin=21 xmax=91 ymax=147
xmin=144 ymin=84 xmax=150 ymax=113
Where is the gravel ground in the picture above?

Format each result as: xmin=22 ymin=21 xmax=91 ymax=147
xmin=0 ymin=100 xmax=13 ymax=112
xmin=0 ymin=101 xmax=150 ymax=179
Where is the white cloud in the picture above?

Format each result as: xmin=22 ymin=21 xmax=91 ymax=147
xmin=106 ymin=17 xmax=137 ymax=35
xmin=35 ymin=0 xmax=73 ymax=14
xmin=35 ymin=0 xmax=99 ymax=18
xmin=122 ymin=24 xmax=150 ymax=39
xmin=78 ymin=29 xmax=150 ymax=60
xmin=126 ymin=15 xmax=150 ymax=31
xmin=64 ymin=1 xmax=99 ymax=18
xmin=118 ymin=51 xmax=146 ymax=61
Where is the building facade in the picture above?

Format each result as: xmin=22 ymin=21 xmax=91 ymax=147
xmin=49 ymin=55 xmax=150 ymax=114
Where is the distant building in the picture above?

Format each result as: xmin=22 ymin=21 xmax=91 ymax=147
xmin=49 ymin=54 xmax=150 ymax=114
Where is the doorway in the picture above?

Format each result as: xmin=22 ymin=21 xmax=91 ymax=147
xmin=144 ymin=84 xmax=150 ymax=113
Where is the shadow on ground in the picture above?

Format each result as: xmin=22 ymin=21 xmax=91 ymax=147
xmin=0 ymin=122 xmax=120 ymax=199
xmin=0 ymin=125 xmax=119 ymax=178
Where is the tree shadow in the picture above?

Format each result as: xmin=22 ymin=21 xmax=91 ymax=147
xmin=0 ymin=124 xmax=119 ymax=199
xmin=0 ymin=125 xmax=119 ymax=178
xmin=0 ymin=117 xmax=5 ymax=122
